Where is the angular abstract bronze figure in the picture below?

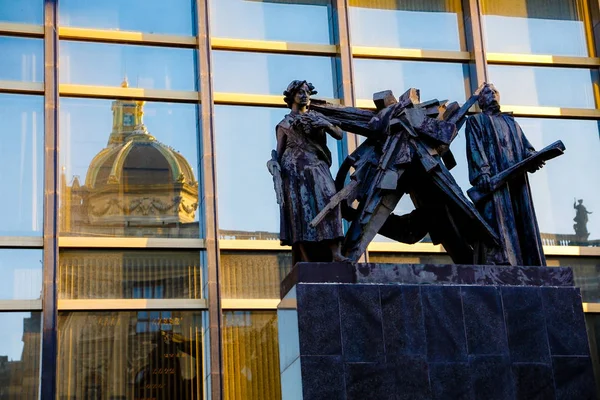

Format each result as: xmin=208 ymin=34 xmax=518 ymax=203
xmin=267 ymin=80 xmax=347 ymax=265
xmin=465 ymin=83 xmax=560 ymax=266
xmin=310 ymin=88 xmax=501 ymax=263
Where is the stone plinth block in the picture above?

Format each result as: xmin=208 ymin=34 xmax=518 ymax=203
xmin=277 ymin=263 xmax=596 ymax=400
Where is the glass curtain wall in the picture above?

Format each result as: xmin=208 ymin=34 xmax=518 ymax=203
xmin=0 ymin=2 xmax=45 ymax=399
xmin=55 ymin=0 xmax=209 ymax=399
xmin=2 ymin=0 xmax=600 ymax=398
xmin=210 ymin=1 xmax=339 ymax=398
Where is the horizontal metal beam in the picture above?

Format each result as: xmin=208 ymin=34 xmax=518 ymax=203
xmin=0 ymin=300 xmax=42 ymax=310
xmin=211 ymin=37 xmax=337 ymax=56
xmin=352 ymin=46 xmax=471 ymax=62
xmin=503 ymin=105 xmax=600 ymax=119
xmin=367 ymin=242 xmax=446 ymax=253
xmin=0 ymin=80 xmax=44 ymax=95
xmin=542 ymin=245 xmax=600 ymax=257
xmin=59 ymin=27 xmax=197 ymax=48
xmin=220 ymin=238 xmax=600 ymax=257
xmin=59 ymin=84 xmax=200 ymax=102
xmin=0 ymin=236 xmax=43 ymax=248
xmin=59 ymin=237 xmax=206 ymax=249
xmin=583 ymin=303 xmax=600 ymax=313
xmin=58 ymin=298 xmax=208 ymax=310
xmin=219 ymin=239 xmax=290 ymax=251
xmin=213 ymin=92 xmax=340 ymax=107
xmin=221 ymin=299 xmax=280 ymax=310
xmin=0 ymin=22 xmax=44 ymax=37
xmin=487 ymin=52 xmax=600 ymax=68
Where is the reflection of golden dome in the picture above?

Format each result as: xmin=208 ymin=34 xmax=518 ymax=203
xmin=85 ymin=125 xmax=196 ymax=189
xmin=60 ymin=95 xmax=200 ymax=236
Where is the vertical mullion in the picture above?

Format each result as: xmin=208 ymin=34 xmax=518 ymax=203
xmin=332 ymin=0 xmax=367 ymax=263
xmin=195 ymin=0 xmax=223 ymax=398
xmin=583 ymin=0 xmax=600 ymax=108
xmin=462 ymin=0 xmax=488 ymax=90
xmin=41 ymin=0 xmax=59 ymax=398
xmin=332 ymin=0 xmax=357 ymax=153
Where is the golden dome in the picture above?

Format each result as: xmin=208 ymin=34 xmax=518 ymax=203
xmin=85 ymin=127 xmax=196 ymax=189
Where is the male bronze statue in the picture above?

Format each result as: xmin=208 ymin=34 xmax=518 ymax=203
xmin=465 ymin=83 xmax=557 ymax=266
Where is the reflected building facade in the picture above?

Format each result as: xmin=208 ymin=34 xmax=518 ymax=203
xmin=55 ymin=87 xmax=204 ymax=398
xmin=61 ymin=81 xmax=199 ymax=239
xmin=2 ymin=0 xmax=600 ymax=399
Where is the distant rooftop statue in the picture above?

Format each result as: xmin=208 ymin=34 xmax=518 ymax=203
xmin=574 ymin=198 xmax=593 ymax=240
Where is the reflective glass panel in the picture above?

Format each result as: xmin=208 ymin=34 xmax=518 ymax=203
xmin=0 ymin=250 xmax=42 ymax=300
xmin=0 ymin=312 xmax=41 ymax=399
xmin=59 ymin=98 xmax=200 ymax=238
xmin=451 ymin=118 xmax=600 ymax=248
xmin=215 ymin=105 xmax=341 ymax=240
xmin=0 ymin=94 xmax=43 ymax=236
xmin=547 ymin=257 xmax=600 ymax=302
xmin=584 ymin=314 xmax=600 ymax=387
xmin=60 ymin=41 xmax=197 ymax=91
xmin=353 ymin=59 xmax=468 ymax=102
xmin=59 ymin=0 xmax=195 ymax=36
xmin=223 ymin=311 xmax=281 ymax=400
xmin=221 ymin=251 xmax=291 ymax=299
xmin=488 ymin=65 xmax=596 ymax=108
xmin=516 ymin=119 xmax=600 ymax=247
xmin=0 ymin=0 xmax=42 ymax=24
xmin=57 ymin=311 xmax=205 ymax=399
xmin=449 ymin=124 xmax=474 ymax=197
xmin=482 ymin=0 xmax=588 ymax=56
xmin=349 ymin=0 xmax=465 ymax=50
xmin=59 ymin=250 xmax=203 ymax=299
xmin=0 ymin=36 xmax=43 ymax=83
xmin=210 ymin=0 xmax=333 ymax=44
xmin=213 ymin=51 xmax=337 ymax=98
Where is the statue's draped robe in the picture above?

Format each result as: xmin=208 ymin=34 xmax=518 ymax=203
xmin=466 ymin=112 xmax=546 ymax=266
xmin=276 ymin=112 xmax=343 ymax=248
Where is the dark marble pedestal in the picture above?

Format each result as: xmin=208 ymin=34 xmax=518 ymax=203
xmin=277 ymin=263 xmax=597 ymax=400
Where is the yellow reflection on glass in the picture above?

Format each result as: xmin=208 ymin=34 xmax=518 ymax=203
xmin=57 ymin=311 xmax=204 ymax=399
xmin=59 ymin=250 xmax=203 ymax=299
xmin=221 ymin=251 xmax=292 ymax=299
xmin=223 ymin=311 xmax=281 ymax=400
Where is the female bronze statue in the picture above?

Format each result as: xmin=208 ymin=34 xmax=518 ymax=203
xmin=270 ymin=80 xmax=347 ymax=264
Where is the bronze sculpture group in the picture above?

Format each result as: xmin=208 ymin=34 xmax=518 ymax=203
xmin=268 ymin=80 xmax=566 ymax=267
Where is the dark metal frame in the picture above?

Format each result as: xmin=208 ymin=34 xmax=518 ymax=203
xmin=195 ymin=0 xmax=224 ymax=398
xmin=41 ymin=0 xmax=59 ymax=398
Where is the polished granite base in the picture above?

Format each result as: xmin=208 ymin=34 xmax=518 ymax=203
xmin=277 ymin=263 xmax=596 ymax=400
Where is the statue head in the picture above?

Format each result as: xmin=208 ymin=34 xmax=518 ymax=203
xmin=578 ymin=199 xmax=584 ymax=204
xmin=283 ymin=80 xmax=317 ymax=109
xmin=477 ymin=83 xmax=501 ymax=113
